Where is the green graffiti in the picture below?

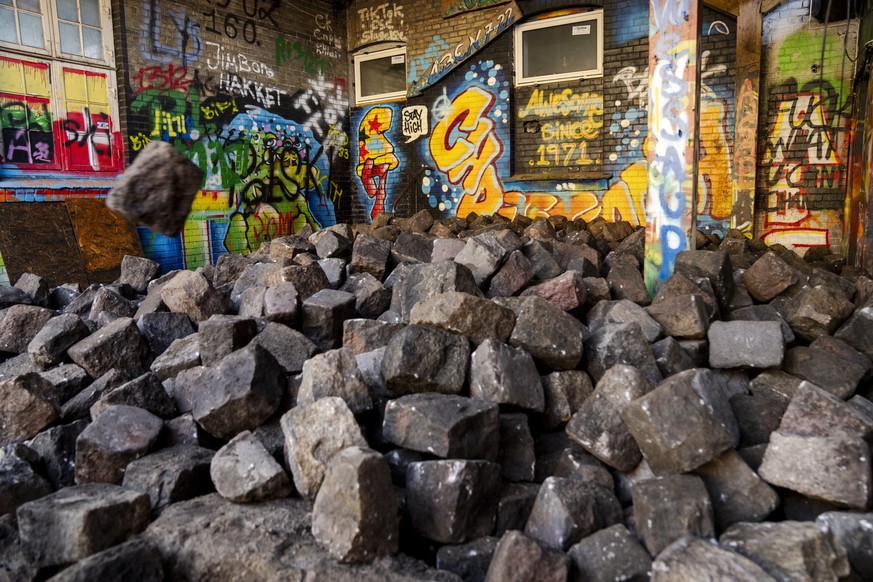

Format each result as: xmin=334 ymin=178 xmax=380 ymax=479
xmin=776 ymin=29 xmax=847 ymax=92
xmin=0 ymin=101 xmax=53 ymax=132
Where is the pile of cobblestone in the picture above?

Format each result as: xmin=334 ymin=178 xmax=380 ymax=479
xmin=1 ymin=208 xmax=872 ymax=581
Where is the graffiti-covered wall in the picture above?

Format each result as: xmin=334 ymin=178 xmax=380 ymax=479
xmin=756 ymin=2 xmax=858 ymax=254
xmin=347 ymin=0 xmax=739 ymax=234
xmin=119 ymin=0 xmax=350 ymax=270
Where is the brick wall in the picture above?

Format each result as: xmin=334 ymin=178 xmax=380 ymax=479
xmin=117 ymin=0 xmax=351 ymax=270
xmin=755 ymin=1 xmax=859 ymax=254
xmin=347 ymin=0 xmax=738 ymax=233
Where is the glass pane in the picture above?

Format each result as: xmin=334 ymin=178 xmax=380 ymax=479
xmin=522 ymin=19 xmax=599 ymax=78
xmin=59 ymin=21 xmax=81 ymax=54
xmin=359 ymin=54 xmax=405 ymax=99
xmin=0 ymin=7 xmax=17 ymax=43
xmin=18 ymin=12 xmax=44 ymax=48
xmin=80 ymin=0 xmax=99 ymax=26
xmin=0 ymin=0 xmax=12 ymax=6
xmin=18 ymin=0 xmax=40 ymax=11
xmin=82 ymin=25 xmax=101 ymax=58
xmin=55 ymin=0 xmax=78 ymax=21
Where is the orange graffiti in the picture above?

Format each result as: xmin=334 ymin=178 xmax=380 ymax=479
xmin=696 ymin=99 xmax=733 ymax=220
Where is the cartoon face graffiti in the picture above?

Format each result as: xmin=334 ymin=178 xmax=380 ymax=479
xmin=357 ymin=107 xmax=399 ymax=219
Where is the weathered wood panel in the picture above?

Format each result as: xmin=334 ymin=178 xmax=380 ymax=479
xmin=0 ymin=203 xmax=88 ymax=288
xmin=66 ymin=198 xmax=144 ymax=285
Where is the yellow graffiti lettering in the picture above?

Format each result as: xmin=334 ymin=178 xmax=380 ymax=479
xmin=151 ymin=109 xmax=187 ymax=137
xmin=519 ymin=88 xmax=602 ymax=119
xmin=430 ymin=86 xmax=503 ymax=197
xmin=541 ymin=121 xmax=601 ymax=142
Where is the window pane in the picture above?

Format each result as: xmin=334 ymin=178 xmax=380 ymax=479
xmin=82 ymin=26 xmax=101 ymax=58
xmin=0 ymin=7 xmax=17 ymax=43
xmin=18 ymin=12 xmax=44 ymax=48
xmin=359 ymin=54 xmax=405 ymax=99
xmin=80 ymin=0 xmax=99 ymax=25
xmin=17 ymin=0 xmax=40 ymax=12
xmin=55 ymin=0 xmax=78 ymax=21
xmin=59 ymin=21 xmax=81 ymax=54
xmin=522 ymin=20 xmax=599 ymax=78
xmin=0 ymin=0 xmax=13 ymax=7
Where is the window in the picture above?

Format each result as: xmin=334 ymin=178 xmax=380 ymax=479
xmin=354 ymin=46 xmax=406 ymax=105
xmin=514 ymin=11 xmax=603 ymax=86
xmin=0 ymin=0 xmax=47 ymax=50
xmin=55 ymin=0 xmax=103 ymax=60
xmin=0 ymin=0 xmax=119 ymax=173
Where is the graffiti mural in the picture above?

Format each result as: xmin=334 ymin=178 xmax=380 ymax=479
xmin=608 ymin=46 xmax=733 ymax=235
xmin=354 ymin=1 xmax=406 ymax=45
xmin=443 ymin=0 xmax=510 ymax=18
xmin=643 ymin=0 xmax=700 ymax=293
xmin=759 ymin=28 xmax=854 ymax=252
xmin=418 ymin=61 xmax=619 ymax=221
xmin=517 ymin=87 xmax=603 ymax=169
xmin=126 ymin=0 xmax=348 ymax=270
xmin=1 ymin=56 xmax=121 ymax=174
xmin=407 ymin=4 xmax=517 ymax=96
xmin=355 ymin=106 xmax=400 ymax=219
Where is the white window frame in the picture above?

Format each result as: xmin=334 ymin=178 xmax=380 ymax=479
xmin=514 ymin=10 xmax=604 ymax=87
xmin=0 ymin=0 xmax=114 ymax=65
xmin=354 ymin=45 xmax=407 ymax=106
xmin=1 ymin=53 xmax=121 ymax=172
xmin=0 ymin=0 xmax=119 ymax=174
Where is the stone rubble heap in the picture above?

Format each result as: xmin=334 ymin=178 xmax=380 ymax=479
xmin=1 ymin=209 xmax=872 ymax=581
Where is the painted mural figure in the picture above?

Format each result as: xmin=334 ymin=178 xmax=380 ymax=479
xmin=357 ymin=107 xmax=399 ymax=219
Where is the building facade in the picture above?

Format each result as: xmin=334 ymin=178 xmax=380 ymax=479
xmin=0 ymin=0 xmax=867 ymax=283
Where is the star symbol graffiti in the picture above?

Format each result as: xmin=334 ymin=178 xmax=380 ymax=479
xmin=367 ymin=114 xmax=383 ymax=134
xmin=359 ymin=142 xmax=369 ymax=158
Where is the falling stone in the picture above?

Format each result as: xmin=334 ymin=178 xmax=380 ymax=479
xmin=106 ymin=140 xmax=204 ymax=236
